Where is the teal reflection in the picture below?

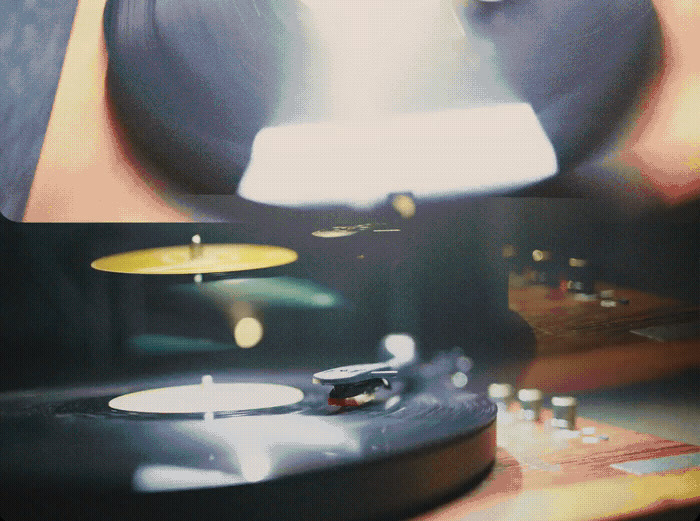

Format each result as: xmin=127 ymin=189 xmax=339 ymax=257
xmin=128 ymin=334 xmax=236 ymax=354
xmin=176 ymin=276 xmax=347 ymax=309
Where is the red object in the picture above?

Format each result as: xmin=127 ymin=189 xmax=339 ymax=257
xmin=328 ymin=393 xmax=374 ymax=407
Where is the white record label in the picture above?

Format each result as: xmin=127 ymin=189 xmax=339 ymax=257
xmin=108 ymin=381 xmax=304 ymax=414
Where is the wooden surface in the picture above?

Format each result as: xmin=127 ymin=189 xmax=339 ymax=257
xmin=413 ymin=408 xmax=700 ymax=521
xmin=509 ymin=282 xmax=700 ymax=393
xmin=509 ymin=282 xmax=698 ymax=356
xmin=517 ymin=337 xmax=700 ymax=394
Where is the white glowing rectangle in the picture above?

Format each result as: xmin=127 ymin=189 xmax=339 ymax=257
xmin=238 ymin=104 xmax=557 ymax=208
xmin=133 ymin=464 xmax=245 ymax=491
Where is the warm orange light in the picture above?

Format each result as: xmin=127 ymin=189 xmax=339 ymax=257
xmin=233 ymin=317 xmax=264 ymax=349
xmin=502 ymin=244 xmax=516 ymax=258
xmin=532 ymin=250 xmax=551 ymax=262
xmin=392 ymin=194 xmax=417 ymax=219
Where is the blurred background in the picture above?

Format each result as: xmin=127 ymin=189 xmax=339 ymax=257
xmin=1 ymin=196 xmax=697 ymax=397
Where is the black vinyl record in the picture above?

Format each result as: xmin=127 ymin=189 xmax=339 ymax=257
xmin=0 ymin=360 xmax=496 ymax=521
xmin=103 ymin=0 xmax=660 ymax=195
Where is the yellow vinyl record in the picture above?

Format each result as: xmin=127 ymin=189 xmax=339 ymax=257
xmin=91 ymin=244 xmax=298 ymax=274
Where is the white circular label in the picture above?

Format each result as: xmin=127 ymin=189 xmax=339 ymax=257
xmin=108 ymin=382 xmax=304 ymax=414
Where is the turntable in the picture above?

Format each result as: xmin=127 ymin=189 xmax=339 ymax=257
xmin=0 ymin=365 xmax=498 ymax=521
xmin=0 ymin=239 xmax=499 ymax=521
xmin=2 ymin=223 xmax=699 ymax=521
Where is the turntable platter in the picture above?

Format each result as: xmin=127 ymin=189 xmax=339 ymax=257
xmin=0 ymin=365 xmax=496 ymax=521
xmin=91 ymin=244 xmax=298 ymax=274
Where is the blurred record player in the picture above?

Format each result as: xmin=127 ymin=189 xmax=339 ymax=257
xmin=0 ymin=239 xmax=499 ymax=521
xmin=0 ymin=360 xmax=497 ymax=521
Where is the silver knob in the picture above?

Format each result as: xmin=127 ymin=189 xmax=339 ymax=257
xmin=517 ymin=388 xmax=543 ymax=421
xmin=551 ymin=396 xmax=577 ymax=430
